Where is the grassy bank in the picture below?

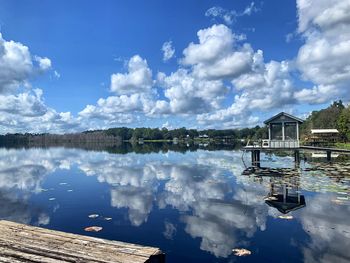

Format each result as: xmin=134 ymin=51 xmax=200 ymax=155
xmin=335 ymin=143 xmax=350 ymax=150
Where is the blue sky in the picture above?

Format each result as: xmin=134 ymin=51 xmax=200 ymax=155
xmin=0 ymin=0 xmax=349 ymax=133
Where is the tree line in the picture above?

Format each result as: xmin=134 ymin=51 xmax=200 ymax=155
xmin=104 ymin=126 xmax=268 ymax=141
xmin=1 ymin=100 xmax=349 ymax=147
xmin=300 ymin=100 xmax=350 ymax=141
xmin=0 ymin=131 xmax=121 ymax=149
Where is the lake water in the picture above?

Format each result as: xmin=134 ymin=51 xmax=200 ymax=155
xmin=0 ymin=144 xmax=349 ymax=262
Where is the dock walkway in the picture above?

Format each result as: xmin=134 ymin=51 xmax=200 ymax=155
xmin=0 ymin=220 xmax=164 ymax=263
xmin=300 ymin=145 xmax=350 ymax=153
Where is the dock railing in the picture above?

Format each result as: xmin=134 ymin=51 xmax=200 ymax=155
xmin=245 ymin=139 xmax=300 ymax=149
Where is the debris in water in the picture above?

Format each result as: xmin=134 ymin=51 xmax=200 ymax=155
xmin=104 ymin=217 xmax=112 ymax=221
xmin=278 ymin=215 xmax=293 ymax=220
xmin=84 ymin=226 xmax=103 ymax=232
xmin=48 ymin=198 xmax=56 ymax=201
xmin=232 ymin=248 xmax=251 ymax=256
xmin=332 ymin=199 xmax=345 ymax=205
xmin=88 ymin=214 xmax=99 ymax=219
xmin=264 ymin=196 xmax=278 ymax=201
xmin=59 ymin=183 xmax=67 ymax=185
xmin=67 ymin=189 xmax=73 ymax=192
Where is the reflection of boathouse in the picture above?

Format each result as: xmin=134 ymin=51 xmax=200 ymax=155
xmin=242 ymin=167 xmax=306 ymax=214
xmin=265 ymin=183 xmax=306 ymax=214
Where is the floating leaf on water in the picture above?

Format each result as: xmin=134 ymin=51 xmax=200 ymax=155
xmin=88 ymin=214 xmax=99 ymax=219
xmin=84 ymin=226 xmax=103 ymax=232
xmin=48 ymin=198 xmax=56 ymax=201
xmin=104 ymin=217 xmax=112 ymax=221
xmin=278 ymin=215 xmax=293 ymax=220
xmin=232 ymin=248 xmax=251 ymax=256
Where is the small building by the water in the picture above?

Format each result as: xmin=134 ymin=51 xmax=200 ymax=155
xmin=263 ymin=112 xmax=304 ymax=148
xmin=306 ymin=129 xmax=340 ymax=145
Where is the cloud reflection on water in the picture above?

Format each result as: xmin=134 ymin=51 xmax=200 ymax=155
xmin=0 ymin=147 xmax=349 ymax=260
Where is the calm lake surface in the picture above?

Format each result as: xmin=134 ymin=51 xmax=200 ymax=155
xmin=0 ymin=144 xmax=349 ymax=262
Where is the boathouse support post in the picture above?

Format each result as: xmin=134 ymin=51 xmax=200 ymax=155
xmin=294 ymin=150 xmax=300 ymax=163
xmin=296 ymin=122 xmax=299 ymax=140
xmin=251 ymin=150 xmax=261 ymax=167
xmin=326 ymin=150 xmax=331 ymax=161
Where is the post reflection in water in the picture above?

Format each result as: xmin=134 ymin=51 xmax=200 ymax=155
xmin=242 ymin=166 xmax=306 ymax=214
xmin=0 ymin=145 xmax=349 ymax=262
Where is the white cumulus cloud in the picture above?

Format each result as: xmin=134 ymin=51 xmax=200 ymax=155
xmin=296 ymin=0 xmax=350 ymax=103
xmin=162 ymin=41 xmax=175 ymax=61
xmin=110 ymin=55 xmax=153 ymax=95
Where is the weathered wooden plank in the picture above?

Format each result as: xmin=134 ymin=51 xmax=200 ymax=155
xmin=0 ymin=220 xmax=164 ymax=263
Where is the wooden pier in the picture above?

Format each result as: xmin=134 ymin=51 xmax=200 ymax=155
xmin=243 ymin=145 xmax=350 ymax=167
xmin=0 ymin=220 xmax=165 ymax=263
xmin=243 ymin=112 xmax=350 ymax=166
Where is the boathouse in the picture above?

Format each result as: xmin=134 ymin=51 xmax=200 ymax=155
xmin=307 ymin=129 xmax=340 ymax=145
xmin=263 ymin=112 xmax=304 ymax=148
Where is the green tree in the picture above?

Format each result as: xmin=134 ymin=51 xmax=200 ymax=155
xmin=338 ymin=106 xmax=350 ymax=141
xmin=300 ymin=100 xmax=345 ymax=138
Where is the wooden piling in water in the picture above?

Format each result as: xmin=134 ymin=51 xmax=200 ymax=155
xmin=294 ymin=150 xmax=300 ymax=163
xmin=251 ymin=150 xmax=261 ymax=167
xmin=0 ymin=220 xmax=165 ymax=263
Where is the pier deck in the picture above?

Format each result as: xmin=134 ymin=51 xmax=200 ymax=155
xmin=0 ymin=220 xmax=164 ymax=263
xmin=243 ymin=145 xmax=350 ymax=166
xmin=243 ymin=145 xmax=350 ymax=153
xmin=300 ymin=145 xmax=350 ymax=153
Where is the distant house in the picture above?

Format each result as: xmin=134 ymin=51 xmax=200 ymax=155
xmin=198 ymin=134 xmax=209 ymax=138
xmin=311 ymin=129 xmax=339 ymax=134
xmin=306 ymin=129 xmax=340 ymax=145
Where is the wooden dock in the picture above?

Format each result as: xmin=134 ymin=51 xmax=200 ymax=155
xmin=0 ymin=220 xmax=165 ymax=263
xmin=243 ymin=145 xmax=350 ymax=166
xmin=300 ymin=145 xmax=350 ymax=153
